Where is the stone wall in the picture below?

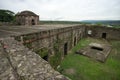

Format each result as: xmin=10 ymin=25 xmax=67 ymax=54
xmin=85 ymin=25 xmax=120 ymax=40
xmin=0 ymin=22 xmax=15 ymax=26
xmin=0 ymin=24 xmax=119 ymax=80
xmin=13 ymin=25 xmax=120 ymax=68
xmin=0 ymin=37 xmax=70 ymax=80
xmin=14 ymin=25 xmax=86 ymax=68
xmin=16 ymin=15 xmax=39 ymax=25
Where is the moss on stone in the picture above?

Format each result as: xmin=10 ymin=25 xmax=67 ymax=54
xmin=49 ymin=51 xmax=62 ymax=69
xmin=49 ymin=39 xmax=62 ymax=69
xmin=35 ymin=48 xmax=48 ymax=58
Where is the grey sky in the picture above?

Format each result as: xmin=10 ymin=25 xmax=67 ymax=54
xmin=0 ymin=0 xmax=120 ymax=21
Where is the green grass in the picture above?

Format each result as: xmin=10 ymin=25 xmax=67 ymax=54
xmin=58 ymin=38 xmax=120 ymax=80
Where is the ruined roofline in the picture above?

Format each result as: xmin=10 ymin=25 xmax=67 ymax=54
xmin=16 ymin=10 xmax=39 ymax=17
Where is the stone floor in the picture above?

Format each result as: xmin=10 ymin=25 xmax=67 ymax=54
xmin=0 ymin=24 xmax=79 ymax=38
xmin=76 ymin=42 xmax=112 ymax=62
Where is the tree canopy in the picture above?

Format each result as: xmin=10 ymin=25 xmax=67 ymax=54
xmin=0 ymin=9 xmax=15 ymax=22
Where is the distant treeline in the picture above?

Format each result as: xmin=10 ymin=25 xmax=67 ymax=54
xmin=39 ymin=21 xmax=83 ymax=24
xmin=81 ymin=20 xmax=120 ymax=25
xmin=0 ymin=9 xmax=120 ymax=29
xmin=81 ymin=20 xmax=120 ymax=28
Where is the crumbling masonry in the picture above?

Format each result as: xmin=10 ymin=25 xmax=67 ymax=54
xmin=0 ymin=24 xmax=120 ymax=80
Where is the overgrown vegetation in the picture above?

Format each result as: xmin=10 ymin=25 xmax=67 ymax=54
xmin=35 ymin=48 xmax=48 ymax=58
xmin=58 ymin=38 xmax=120 ymax=80
xmin=49 ymin=51 xmax=62 ymax=69
xmin=49 ymin=39 xmax=62 ymax=69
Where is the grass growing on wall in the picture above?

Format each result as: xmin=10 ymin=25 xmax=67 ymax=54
xmin=49 ymin=39 xmax=62 ymax=69
xmin=49 ymin=51 xmax=62 ymax=69
xmin=58 ymin=38 xmax=120 ymax=80
xmin=35 ymin=48 xmax=48 ymax=58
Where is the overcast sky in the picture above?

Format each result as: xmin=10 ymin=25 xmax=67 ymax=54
xmin=0 ymin=0 xmax=120 ymax=21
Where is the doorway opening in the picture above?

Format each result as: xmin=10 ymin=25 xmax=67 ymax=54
xmin=64 ymin=43 xmax=68 ymax=55
xmin=102 ymin=33 xmax=107 ymax=39
xmin=74 ymin=37 xmax=77 ymax=46
xmin=43 ymin=55 xmax=48 ymax=61
xmin=31 ymin=19 xmax=35 ymax=25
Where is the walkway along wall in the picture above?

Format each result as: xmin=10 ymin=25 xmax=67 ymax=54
xmin=14 ymin=25 xmax=86 ymax=68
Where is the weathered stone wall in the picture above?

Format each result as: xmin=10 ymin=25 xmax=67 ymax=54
xmin=0 ymin=37 xmax=70 ymax=80
xmin=0 ymin=24 xmax=119 ymax=80
xmin=16 ymin=15 xmax=39 ymax=25
xmin=25 ymin=16 xmax=39 ymax=25
xmin=13 ymin=25 xmax=120 ymax=68
xmin=85 ymin=25 xmax=120 ymax=40
xmin=0 ymin=22 xmax=15 ymax=26
xmin=14 ymin=25 xmax=86 ymax=68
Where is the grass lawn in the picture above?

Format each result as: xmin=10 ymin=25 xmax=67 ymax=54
xmin=58 ymin=38 xmax=120 ymax=80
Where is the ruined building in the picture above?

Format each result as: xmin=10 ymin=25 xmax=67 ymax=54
xmin=15 ymin=11 xmax=39 ymax=25
xmin=0 ymin=10 xmax=120 ymax=80
xmin=0 ymin=23 xmax=120 ymax=80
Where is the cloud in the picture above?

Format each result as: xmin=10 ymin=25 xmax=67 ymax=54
xmin=0 ymin=0 xmax=120 ymax=20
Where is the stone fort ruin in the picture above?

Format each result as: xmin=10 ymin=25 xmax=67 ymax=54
xmin=0 ymin=11 xmax=120 ymax=80
xmin=15 ymin=11 xmax=39 ymax=25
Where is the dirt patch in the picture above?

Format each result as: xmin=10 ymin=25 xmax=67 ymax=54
xmin=65 ymin=68 xmax=76 ymax=75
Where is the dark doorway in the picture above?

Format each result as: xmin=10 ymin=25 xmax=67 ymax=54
xmin=43 ymin=55 xmax=48 ymax=61
xmin=79 ymin=34 xmax=82 ymax=40
xmin=31 ymin=19 xmax=35 ymax=25
xmin=102 ymin=33 xmax=107 ymax=39
xmin=74 ymin=37 xmax=76 ymax=46
xmin=64 ymin=43 xmax=68 ymax=55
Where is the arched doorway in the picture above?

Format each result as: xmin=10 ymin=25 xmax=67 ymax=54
xmin=31 ymin=19 xmax=35 ymax=25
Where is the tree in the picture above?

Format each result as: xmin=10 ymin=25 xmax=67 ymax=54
xmin=0 ymin=9 xmax=15 ymax=22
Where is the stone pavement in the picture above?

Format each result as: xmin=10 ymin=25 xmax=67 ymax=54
xmin=0 ymin=24 xmax=79 ymax=38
